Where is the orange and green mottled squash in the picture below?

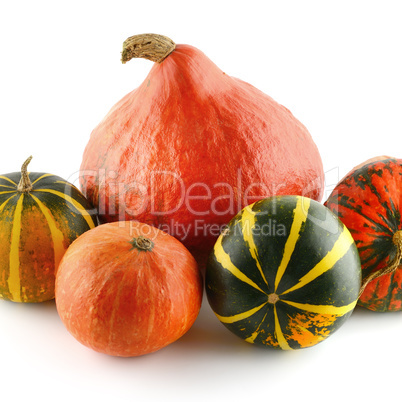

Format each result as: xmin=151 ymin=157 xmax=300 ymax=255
xmin=206 ymin=196 xmax=361 ymax=349
xmin=325 ymin=157 xmax=402 ymax=312
xmin=0 ymin=157 xmax=98 ymax=303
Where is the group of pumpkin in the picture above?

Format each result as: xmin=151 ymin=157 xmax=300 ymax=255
xmin=1 ymin=34 xmax=401 ymax=356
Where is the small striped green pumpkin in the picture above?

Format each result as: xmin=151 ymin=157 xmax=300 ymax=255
xmin=0 ymin=157 xmax=98 ymax=303
xmin=206 ymin=195 xmax=361 ymax=350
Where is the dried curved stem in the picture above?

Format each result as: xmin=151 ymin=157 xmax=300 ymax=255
xmin=17 ymin=156 xmax=33 ymax=193
xmin=358 ymin=230 xmax=402 ymax=298
xmin=121 ymin=33 xmax=176 ymax=64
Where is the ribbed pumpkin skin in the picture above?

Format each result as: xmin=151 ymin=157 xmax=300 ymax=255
xmin=80 ymin=43 xmax=324 ymax=268
xmin=325 ymin=158 xmax=402 ymax=312
xmin=0 ymin=172 xmax=98 ymax=302
xmin=206 ymin=196 xmax=361 ymax=350
xmin=55 ymin=221 xmax=203 ymax=357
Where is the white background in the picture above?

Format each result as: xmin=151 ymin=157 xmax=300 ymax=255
xmin=1 ymin=1 xmax=401 ymax=401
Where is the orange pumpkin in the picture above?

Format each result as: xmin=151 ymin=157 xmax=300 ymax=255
xmin=55 ymin=221 xmax=203 ymax=357
xmin=325 ymin=157 xmax=402 ymax=311
xmin=80 ymin=33 xmax=324 ymax=267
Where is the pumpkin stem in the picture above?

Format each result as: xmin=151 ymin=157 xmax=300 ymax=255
xmin=17 ymin=156 xmax=33 ymax=193
xmin=121 ymin=33 xmax=176 ymax=64
xmin=358 ymin=230 xmax=402 ymax=298
xmin=131 ymin=236 xmax=154 ymax=252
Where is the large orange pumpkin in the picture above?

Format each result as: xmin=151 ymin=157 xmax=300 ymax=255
xmin=55 ymin=221 xmax=203 ymax=357
xmin=80 ymin=33 xmax=324 ymax=267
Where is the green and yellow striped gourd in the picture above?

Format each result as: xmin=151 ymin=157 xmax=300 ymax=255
xmin=206 ymin=195 xmax=361 ymax=350
xmin=0 ymin=157 xmax=98 ymax=303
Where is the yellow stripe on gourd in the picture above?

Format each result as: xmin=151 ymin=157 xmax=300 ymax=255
xmin=0 ymin=194 xmax=17 ymax=212
xmin=30 ymin=193 xmax=67 ymax=270
xmin=240 ymin=204 xmax=269 ymax=287
xmin=274 ymin=196 xmax=310 ymax=291
xmin=35 ymin=189 xmax=96 ymax=229
xmin=54 ymin=180 xmax=77 ymax=188
xmin=31 ymin=173 xmax=55 ymax=186
xmin=0 ymin=176 xmax=17 ymax=186
xmin=214 ymin=302 xmax=268 ymax=324
xmin=214 ymin=235 xmax=267 ymax=294
xmin=8 ymin=195 xmax=24 ymax=302
xmin=274 ymin=305 xmax=292 ymax=350
xmin=244 ymin=310 xmax=270 ymax=344
xmin=0 ymin=185 xmax=16 ymax=189
xmin=0 ymin=190 xmax=18 ymax=195
xmin=281 ymin=227 xmax=355 ymax=295
xmin=245 ymin=332 xmax=259 ymax=344
xmin=282 ymin=299 xmax=357 ymax=316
